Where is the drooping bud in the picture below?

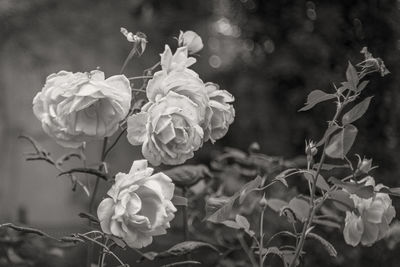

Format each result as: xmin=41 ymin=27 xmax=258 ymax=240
xmin=178 ymin=30 xmax=204 ymax=54
xmin=259 ymin=194 xmax=268 ymax=209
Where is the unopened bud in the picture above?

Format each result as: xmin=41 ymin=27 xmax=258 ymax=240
xmin=178 ymin=30 xmax=204 ymax=54
xmin=305 ymin=140 xmax=318 ymax=157
xmin=357 ymin=155 xmax=373 ymax=174
xmin=259 ymin=194 xmax=268 ymax=209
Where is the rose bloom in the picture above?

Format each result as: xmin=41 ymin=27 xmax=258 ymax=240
xmin=97 ymin=160 xmax=177 ymax=248
xmin=33 ymin=70 xmax=131 ymax=148
xmin=178 ymin=30 xmax=204 ymax=54
xmin=204 ymin=82 xmax=235 ymax=142
xmin=343 ymin=176 xmax=396 ymax=246
xmin=127 ymin=91 xmax=204 ymax=166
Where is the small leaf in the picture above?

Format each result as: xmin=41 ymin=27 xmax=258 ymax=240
xmin=299 ymin=90 xmax=336 ymax=111
xmin=164 ymin=165 xmax=212 ymax=188
xmin=346 ymin=62 xmax=359 ymax=91
xmin=206 ymin=176 xmax=263 ymax=223
xmin=221 ymin=220 xmax=241 ymax=229
xmin=162 ymin=261 xmax=201 ymax=267
xmin=172 ymin=196 xmax=188 ymax=206
xmin=313 ymin=219 xmax=341 ymax=229
xmin=307 ymin=232 xmax=337 ymax=257
xmin=357 ymin=80 xmax=369 ymax=92
xmin=342 ymin=97 xmax=373 ymax=125
xmin=159 ymin=241 xmax=219 ymax=259
xmin=287 ymin=197 xmax=311 ymax=222
xmin=303 ymin=170 xmax=330 ymax=191
xmin=313 ymin=163 xmax=350 ymax=171
xmin=325 ymin=124 xmax=358 ymax=159
xmin=109 ymin=235 xmax=126 ymax=248
xmin=235 ymin=214 xmax=250 ymax=230
xmin=204 ymin=196 xmax=230 ymax=218
xmin=379 ymin=187 xmax=400 ymax=197
xmin=329 ymin=177 xmax=374 ymax=198
xmin=267 ymin=198 xmax=288 ymax=212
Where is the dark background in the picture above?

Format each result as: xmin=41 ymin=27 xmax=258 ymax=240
xmin=1 ymin=0 xmax=400 ymax=266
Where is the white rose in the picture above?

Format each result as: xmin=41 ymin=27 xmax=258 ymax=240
xmin=204 ymin=82 xmax=235 ymax=142
xmin=127 ymin=91 xmax=204 ymax=166
xmin=33 ymin=70 xmax=131 ymax=148
xmin=178 ymin=30 xmax=204 ymax=54
xmin=97 ymin=160 xmax=177 ymax=248
xmin=343 ymin=176 xmax=396 ymax=246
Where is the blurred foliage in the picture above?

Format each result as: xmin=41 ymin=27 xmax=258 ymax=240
xmin=1 ymin=0 xmax=400 ymax=266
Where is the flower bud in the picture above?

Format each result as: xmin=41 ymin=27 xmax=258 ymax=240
xmin=178 ymin=30 xmax=204 ymax=54
xmin=356 ymin=155 xmax=373 ymax=174
xmin=305 ymin=140 xmax=318 ymax=157
xmin=259 ymin=194 xmax=268 ymax=209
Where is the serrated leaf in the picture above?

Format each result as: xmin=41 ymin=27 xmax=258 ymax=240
xmin=206 ymin=176 xmax=263 ymax=223
xmin=307 ymin=232 xmax=337 ymax=257
xmin=299 ymin=90 xmax=336 ymax=111
xmin=329 ymin=177 xmax=374 ymax=198
xmin=325 ymin=124 xmax=358 ymax=159
xmin=267 ymin=198 xmax=288 ymax=212
xmin=346 ymin=62 xmax=359 ymax=91
xmin=171 ymin=196 xmax=188 ymax=206
xmin=303 ymin=170 xmax=330 ymax=191
xmin=287 ymin=197 xmax=311 ymax=222
xmin=342 ymin=97 xmax=373 ymax=125
xmin=164 ymin=165 xmax=212 ymax=188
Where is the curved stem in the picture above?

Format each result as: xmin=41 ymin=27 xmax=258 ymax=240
xmin=103 ymin=128 xmax=127 ymax=161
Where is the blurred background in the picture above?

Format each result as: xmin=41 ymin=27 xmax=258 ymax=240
xmin=1 ymin=0 xmax=400 ymax=266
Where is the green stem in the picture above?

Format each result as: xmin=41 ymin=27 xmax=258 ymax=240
xmin=182 ymin=187 xmax=189 ymax=241
xmin=259 ymin=207 xmax=265 ymax=267
xmin=238 ymin=233 xmax=258 ymax=267
xmin=289 ymin=92 xmax=352 ymax=267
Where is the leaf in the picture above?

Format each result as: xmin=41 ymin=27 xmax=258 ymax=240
xmin=357 ymin=80 xmax=369 ymax=92
xmin=342 ymin=97 xmax=373 ymax=125
xmin=162 ymin=261 xmax=201 ymax=267
xmin=328 ymin=190 xmax=355 ymax=211
xmin=379 ymin=187 xmax=400 ymax=197
xmin=235 ymin=214 xmax=250 ymax=230
xmin=307 ymin=232 xmax=337 ymax=257
xmin=346 ymin=62 xmax=359 ymax=91
xmin=299 ymin=90 xmax=337 ymax=111
xmin=329 ymin=177 xmax=374 ymax=198
xmin=109 ymin=235 xmax=126 ymax=248
xmin=164 ymin=165 xmax=212 ymax=188
xmin=204 ymin=196 xmax=230 ymax=218
xmin=78 ymin=212 xmax=99 ymax=224
xmin=313 ymin=163 xmax=350 ymax=171
xmin=325 ymin=124 xmax=358 ymax=159
xmin=316 ymin=125 xmax=340 ymax=147
xmin=312 ymin=219 xmax=341 ymax=229
xmin=206 ymin=176 xmax=263 ymax=223
xmin=287 ymin=197 xmax=311 ymax=222
xmin=267 ymin=198 xmax=288 ymax=212
xmin=221 ymin=220 xmax=241 ymax=229
xmin=171 ymin=196 xmax=188 ymax=206
xmin=303 ymin=170 xmax=330 ymax=191
xmin=141 ymin=241 xmax=220 ymax=261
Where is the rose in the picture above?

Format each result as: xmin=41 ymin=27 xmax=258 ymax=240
xmin=33 ymin=70 xmax=131 ymax=148
xmin=97 ymin=160 xmax=177 ymax=248
xmin=203 ymin=82 xmax=235 ymax=142
xmin=178 ymin=30 xmax=204 ymax=54
xmin=343 ymin=176 xmax=396 ymax=246
xmin=127 ymin=91 xmax=204 ymax=166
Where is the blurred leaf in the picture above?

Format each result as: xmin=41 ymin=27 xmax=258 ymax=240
xmin=162 ymin=261 xmax=201 ymax=267
xmin=307 ymin=232 xmax=337 ymax=257
xmin=78 ymin=212 xmax=99 ymax=224
xmin=204 ymin=196 xmax=230 ymax=218
xmin=299 ymin=90 xmax=336 ymax=111
xmin=140 ymin=241 xmax=220 ymax=262
xmin=287 ymin=197 xmax=311 ymax=222
xmin=329 ymin=177 xmax=374 ymax=198
xmin=316 ymin=125 xmax=340 ymax=147
xmin=206 ymin=176 xmax=263 ymax=223
xmin=313 ymin=163 xmax=349 ymax=171
xmin=172 ymin=196 xmax=188 ymax=206
xmin=325 ymin=124 xmax=358 ymax=159
xmin=267 ymin=198 xmax=288 ymax=212
xmin=303 ymin=170 xmax=330 ymax=191
xmin=377 ymin=187 xmax=400 ymax=197
xmin=164 ymin=164 xmax=212 ymax=188
xmin=357 ymin=80 xmax=369 ymax=92
xmin=342 ymin=97 xmax=373 ymax=125
xmin=328 ymin=190 xmax=356 ymax=211
xmin=312 ymin=219 xmax=341 ymax=229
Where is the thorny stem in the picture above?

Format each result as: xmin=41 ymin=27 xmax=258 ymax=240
xmin=289 ymin=90 xmax=352 ymax=267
